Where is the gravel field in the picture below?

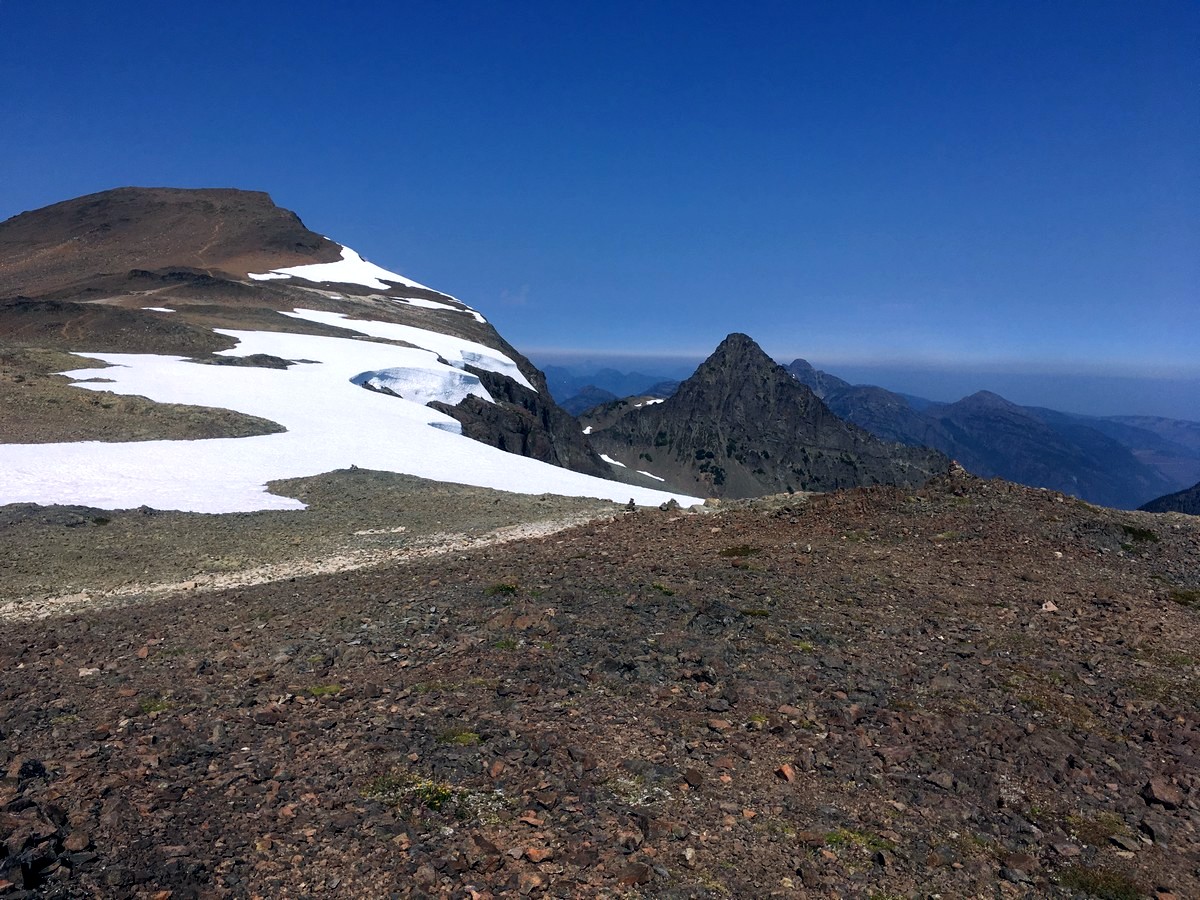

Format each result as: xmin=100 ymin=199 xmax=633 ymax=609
xmin=2 ymin=472 xmax=1199 ymax=898
xmin=0 ymin=469 xmax=624 ymax=617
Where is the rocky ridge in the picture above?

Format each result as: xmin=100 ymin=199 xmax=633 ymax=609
xmin=585 ymin=334 xmax=949 ymax=499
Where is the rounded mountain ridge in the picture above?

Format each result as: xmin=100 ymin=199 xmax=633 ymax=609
xmin=0 ymin=186 xmax=342 ymax=298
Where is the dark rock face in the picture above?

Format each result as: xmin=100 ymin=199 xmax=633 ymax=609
xmin=1141 ymin=481 xmax=1200 ymax=515
xmin=787 ymin=360 xmax=1178 ymax=510
xmin=430 ymin=367 xmax=611 ymax=479
xmin=587 ymin=334 xmax=949 ymax=498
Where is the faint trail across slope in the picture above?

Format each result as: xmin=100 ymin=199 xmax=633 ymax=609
xmin=0 ymin=510 xmax=616 ymax=622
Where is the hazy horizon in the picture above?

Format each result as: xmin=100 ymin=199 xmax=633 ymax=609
xmin=529 ymin=349 xmax=1200 ymax=421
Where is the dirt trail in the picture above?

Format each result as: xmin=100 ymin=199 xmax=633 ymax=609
xmin=0 ymin=509 xmax=615 ymax=623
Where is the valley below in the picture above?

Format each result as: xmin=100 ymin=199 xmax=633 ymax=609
xmin=3 ymin=471 xmax=1199 ymax=898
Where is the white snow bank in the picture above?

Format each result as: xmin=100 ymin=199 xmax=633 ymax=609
xmin=283 ymin=308 xmax=534 ymax=391
xmin=0 ymin=328 xmax=701 ymax=513
xmin=249 ymin=244 xmax=431 ymax=291
xmin=354 ymin=366 xmax=492 ymax=408
xmin=633 ymin=398 xmax=665 ymax=408
xmin=250 ymin=244 xmax=487 ymax=320
xmin=582 ymin=425 xmax=593 ymax=435
xmin=600 ymin=454 xmax=626 ymax=468
xmin=638 ymin=470 xmax=665 ymax=482
xmin=394 ymin=295 xmax=487 ymax=324
xmin=142 ymin=307 xmax=175 ymax=313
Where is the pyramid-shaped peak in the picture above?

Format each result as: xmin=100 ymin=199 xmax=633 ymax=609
xmin=714 ymin=332 xmax=766 ymax=354
xmin=676 ymin=332 xmax=796 ymax=398
xmin=701 ymin=332 xmax=778 ymax=369
xmin=584 ymin=331 xmax=950 ymax=499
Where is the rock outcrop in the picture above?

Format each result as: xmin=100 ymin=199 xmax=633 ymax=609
xmin=585 ymin=333 xmax=949 ymax=498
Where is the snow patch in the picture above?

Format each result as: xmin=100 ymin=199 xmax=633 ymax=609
xmin=638 ymin=470 xmax=665 ymax=482
xmin=249 ymin=244 xmax=432 ymax=291
xmin=142 ymin=307 xmax=175 ymax=313
xmin=394 ymin=295 xmax=487 ymax=324
xmin=600 ymin=454 xmax=626 ymax=468
xmin=582 ymin=425 xmax=593 ymax=435
xmin=633 ymin=398 xmax=665 ymax=408
xmin=353 ymin=366 xmax=492 ymax=407
xmin=251 ymin=246 xmax=487 ymax=321
xmin=0 ymin=328 xmax=700 ymax=512
xmin=283 ymin=308 xmax=534 ymax=391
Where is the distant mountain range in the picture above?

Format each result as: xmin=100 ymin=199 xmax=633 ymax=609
xmin=542 ymin=366 xmax=681 ymax=414
xmin=582 ymin=334 xmax=949 ymax=499
xmin=785 ymin=359 xmax=1194 ymax=510
xmin=567 ymin=354 xmax=1197 ymax=510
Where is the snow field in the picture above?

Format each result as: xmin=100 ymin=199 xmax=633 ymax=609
xmin=0 ymin=320 xmax=701 ymax=512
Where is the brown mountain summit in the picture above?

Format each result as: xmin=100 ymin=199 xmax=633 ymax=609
xmin=0 ymin=187 xmax=343 ymax=298
xmin=0 ymin=187 xmax=608 ymax=478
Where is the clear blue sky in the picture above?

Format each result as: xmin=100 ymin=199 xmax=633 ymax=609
xmin=2 ymin=1 xmax=1197 ymax=417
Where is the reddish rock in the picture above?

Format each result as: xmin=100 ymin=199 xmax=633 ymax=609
xmin=63 ymin=831 xmax=91 ymax=852
xmin=1143 ymin=777 xmax=1184 ymax=809
xmin=617 ymin=862 xmax=653 ymax=886
xmin=525 ymin=846 xmax=553 ymax=863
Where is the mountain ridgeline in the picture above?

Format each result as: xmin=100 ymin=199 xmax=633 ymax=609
xmin=0 ymin=187 xmax=610 ymax=480
xmin=583 ymin=334 xmax=950 ymax=499
xmin=12 ymin=185 xmax=1178 ymax=513
xmin=1140 ymin=481 xmax=1200 ymax=515
xmin=786 ymin=359 xmax=1189 ymax=510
